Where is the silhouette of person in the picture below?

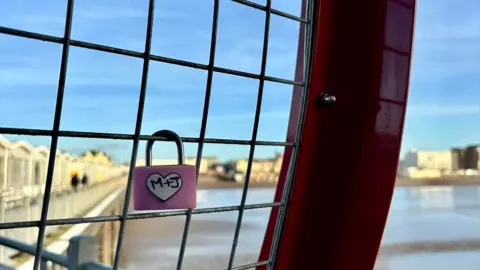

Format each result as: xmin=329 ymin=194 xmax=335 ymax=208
xmin=82 ymin=174 xmax=89 ymax=188
xmin=71 ymin=173 xmax=79 ymax=191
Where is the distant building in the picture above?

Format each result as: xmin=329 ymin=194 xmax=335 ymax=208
xmin=417 ymin=150 xmax=454 ymax=171
xmin=451 ymin=148 xmax=465 ymax=170
xmin=463 ymin=145 xmax=480 ymax=170
xmin=226 ymin=153 xmax=283 ymax=183
xmin=407 ymin=167 xmax=443 ymax=179
xmin=400 ymin=146 xmax=480 ymax=178
xmin=81 ymin=150 xmax=113 ymax=166
xmin=135 ymin=156 xmax=219 ymax=175
xmin=0 ymin=136 xmax=126 ymax=192
xmin=397 ymin=150 xmax=418 ymax=177
xmin=402 ymin=150 xmax=419 ymax=168
xmin=202 ymin=156 xmax=220 ymax=164
xmin=234 ymin=153 xmax=283 ymax=174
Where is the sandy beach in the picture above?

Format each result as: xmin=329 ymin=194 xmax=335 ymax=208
xmin=119 ymin=217 xmax=261 ymax=269
xmin=118 ymin=186 xmax=273 ymax=270
xmin=196 ymin=175 xmax=277 ymax=190
xmin=117 ymin=179 xmax=480 ymax=270
xmin=396 ymin=176 xmax=480 ymax=187
xmin=197 ymin=175 xmax=480 ymax=189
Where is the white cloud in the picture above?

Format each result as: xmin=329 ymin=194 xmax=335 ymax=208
xmin=209 ymin=111 xmax=287 ymax=121
xmin=155 ymin=10 xmax=190 ymax=20
xmin=408 ymin=1 xmax=480 ymax=83
xmin=0 ymin=56 xmax=200 ymax=89
xmin=415 ymin=19 xmax=480 ymax=40
xmin=410 ymin=57 xmax=480 ymax=83
xmin=12 ymin=14 xmax=65 ymax=25
xmin=0 ymin=13 xmax=65 ymax=35
xmin=75 ymin=8 xmax=145 ymax=20
xmin=0 ymin=66 xmax=139 ymax=87
xmin=411 ymin=21 xmax=480 ymax=83
xmin=146 ymin=110 xmax=288 ymax=125
xmin=62 ymin=96 xmax=200 ymax=110
xmin=215 ymin=37 xmax=298 ymax=77
xmin=414 ymin=0 xmax=480 ymax=40
xmin=407 ymin=104 xmax=480 ymax=116
xmin=74 ymin=6 xmax=188 ymax=21
xmin=215 ymin=39 xmax=262 ymax=72
xmin=0 ymin=67 xmax=59 ymax=86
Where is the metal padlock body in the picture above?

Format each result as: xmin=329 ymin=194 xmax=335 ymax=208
xmin=133 ymin=130 xmax=196 ymax=211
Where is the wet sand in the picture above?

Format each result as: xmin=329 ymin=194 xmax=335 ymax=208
xmin=120 ymin=217 xmax=480 ymax=270
xmin=118 ymin=178 xmax=480 ymax=269
xmin=375 ymin=240 xmax=480 ymax=270
xmin=396 ymin=177 xmax=480 ymax=187
xmin=378 ymin=239 xmax=480 ymax=257
xmin=197 ymin=175 xmax=277 ymax=190
xmin=197 ymin=180 xmax=276 ymax=190
xmin=119 ymin=217 xmax=261 ymax=270
xmin=119 ymin=188 xmax=269 ymax=270
xmin=198 ymin=175 xmax=480 ymax=190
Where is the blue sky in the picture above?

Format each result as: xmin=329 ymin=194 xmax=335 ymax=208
xmin=1 ymin=0 xmax=479 ymax=162
xmin=0 ymin=0 xmax=301 ymax=162
xmin=401 ymin=0 xmax=480 ymax=156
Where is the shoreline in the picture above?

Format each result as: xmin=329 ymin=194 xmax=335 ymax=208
xmin=396 ymin=176 xmax=480 ymax=187
xmin=197 ymin=179 xmax=277 ymax=190
xmin=120 ymin=209 xmax=480 ymax=269
xmin=197 ymin=176 xmax=480 ymax=190
xmin=120 ymin=213 xmax=261 ymax=269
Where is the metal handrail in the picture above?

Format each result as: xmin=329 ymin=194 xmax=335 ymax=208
xmin=0 ymin=175 xmax=126 ymax=201
xmin=0 ymin=235 xmax=113 ymax=270
xmin=0 ymin=236 xmax=68 ymax=266
xmin=80 ymin=262 xmax=113 ymax=270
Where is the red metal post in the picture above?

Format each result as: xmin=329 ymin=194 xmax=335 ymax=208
xmin=256 ymin=0 xmax=308 ymax=266
xmin=259 ymin=0 xmax=416 ymax=269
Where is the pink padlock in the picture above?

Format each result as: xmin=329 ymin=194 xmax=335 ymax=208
xmin=133 ymin=130 xmax=196 ymax=211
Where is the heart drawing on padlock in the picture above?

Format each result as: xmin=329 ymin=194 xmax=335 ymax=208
xmin=133 ymin=129 xmax=197 ymax=211
xmin=146 ymin=173 xmax=183 ymax=201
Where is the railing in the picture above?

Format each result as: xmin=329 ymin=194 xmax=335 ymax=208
xmin=0 ymin=176 xmax=126 ymax=263
xmin=0 ymin=234 xmax=112 ymax=270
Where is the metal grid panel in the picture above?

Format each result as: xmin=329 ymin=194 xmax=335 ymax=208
xmin=0 ymin=0 xmax=315 ymax=269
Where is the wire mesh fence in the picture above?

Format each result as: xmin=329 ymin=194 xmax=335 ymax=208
xmin=0 ymin=0 xmax=315 ymax=269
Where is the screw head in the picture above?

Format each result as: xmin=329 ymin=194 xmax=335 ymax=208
xmin=315 ymin=92 xmax=336 ymax=107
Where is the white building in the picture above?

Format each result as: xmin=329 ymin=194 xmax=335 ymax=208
xmin=135 ymin=157 xmax=217 ymax=175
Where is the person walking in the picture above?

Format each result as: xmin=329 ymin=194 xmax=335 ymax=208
xmin=71 ymin=172 xmax=79 ymax=191
xmin=82 ymin=174 xmax=89 ymax=188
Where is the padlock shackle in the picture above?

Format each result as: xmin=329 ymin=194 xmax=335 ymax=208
xmin=145 ymin=130 xmax=185 ymax=166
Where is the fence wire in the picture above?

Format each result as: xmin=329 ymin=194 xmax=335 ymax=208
xmin=0 ymin=0 xmax=314 ymax=269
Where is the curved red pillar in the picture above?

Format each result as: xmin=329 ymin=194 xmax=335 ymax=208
xmin=259 ymin=0 xmax=416 ymax=269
